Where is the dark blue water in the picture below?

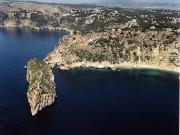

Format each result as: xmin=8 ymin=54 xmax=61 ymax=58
xmin=0 ymin=28 xmax=179 ymax=135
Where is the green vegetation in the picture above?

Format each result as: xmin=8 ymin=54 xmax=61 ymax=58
xmin=62 ymin=30 xmax=179 ymax=68
xmin=30 ymin=14 xmax=47 ymax=27
xmin=27 ymin=59 xmax=55 ymax=94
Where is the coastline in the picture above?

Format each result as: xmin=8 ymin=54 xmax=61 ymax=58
xmin=44 ymin=33 xmax=180 ymax=74
xmin=1 ymin=25 xmax=179 ymax=75
xmin=50 ymin=61 xmax=180 ymax=74
xmin=0 ymin=24 xmax=71 ymax=33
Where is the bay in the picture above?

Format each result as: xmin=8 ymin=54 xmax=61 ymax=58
xmin=0 ymin=28 xmax=178 ymax=135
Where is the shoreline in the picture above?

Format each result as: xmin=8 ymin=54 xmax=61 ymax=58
xmin=44 ymin=30 xmax=180 ymax=75
xmin=52 ymin=62 xmax=180 ymax=74
xmin=0 ymin=25 xmax=71 ymax=33
xmin=1 ymin=25 xmax=179 ymax=75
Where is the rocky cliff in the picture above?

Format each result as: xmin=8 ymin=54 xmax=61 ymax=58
xmin=44 ymin=30 xmax=180 ymax=72
xmin=26 ymin=59 xmax=57 ymax=116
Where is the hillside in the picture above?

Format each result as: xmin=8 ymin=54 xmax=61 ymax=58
xmin=44 ymin=30 xmax=180 ymax=72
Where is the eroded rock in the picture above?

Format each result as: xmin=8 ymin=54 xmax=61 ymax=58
xmin=26 ymin=59 xmax=56 ymax=116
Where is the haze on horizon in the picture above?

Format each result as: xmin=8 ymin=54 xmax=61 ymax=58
xmin=1 ymin=0 xmax=180 ymax=4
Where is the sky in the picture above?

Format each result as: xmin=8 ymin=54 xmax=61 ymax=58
xmin=31 ymin=0 xmax=180 ymax=4
xmin=1 ymin=0 xmax=180 ymax=4
xmin=28 ymin=0 xmax=99 ymax=4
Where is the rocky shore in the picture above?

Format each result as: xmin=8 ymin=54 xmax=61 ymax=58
xmin=26 ymin=59 xmax=57 ymax=116
xmin=0 ymin=22 xmax=71 ymax=32
xmin=44 ymin=31 xmax=180 ymax=73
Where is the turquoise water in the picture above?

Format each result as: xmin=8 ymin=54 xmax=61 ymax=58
xmin=0 ymin=28 xmax=179 ymax=135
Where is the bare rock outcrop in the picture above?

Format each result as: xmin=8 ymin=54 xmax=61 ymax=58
xmin=26 ymin=59 xmax=56 ymax=116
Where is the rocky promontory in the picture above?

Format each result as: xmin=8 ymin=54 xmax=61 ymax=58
xmin=26 ymin=59 xmax=57 ymax=116
xmin=44 ymin=31 xmax=180 ymax=73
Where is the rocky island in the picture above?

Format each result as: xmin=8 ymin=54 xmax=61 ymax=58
xmin=44 ymin=30 xmax=180 ymax=72
xmin=26 ymin=59 xmax=57 ymax=116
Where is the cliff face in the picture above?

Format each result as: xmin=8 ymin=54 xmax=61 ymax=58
xmin=44 ymin=31 xmax=180 ymax=72
xmin=26 ymin=59 xmax=56 ymax=116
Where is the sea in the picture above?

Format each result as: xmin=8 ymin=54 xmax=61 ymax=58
xmin=0 ymin=28 xmax=179 ymax=135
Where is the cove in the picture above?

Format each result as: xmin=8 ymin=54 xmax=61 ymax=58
xmin=0 ymin=28 xmax=179 ymax=135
